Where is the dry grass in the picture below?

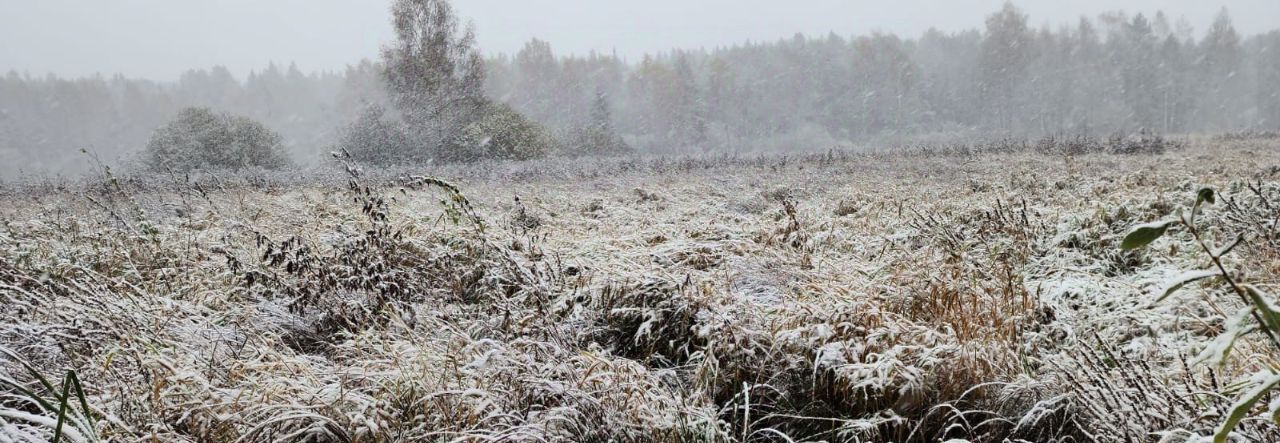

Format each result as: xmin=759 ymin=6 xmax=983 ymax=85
xmin=2 ymin=136 xmax=1280 ymax=442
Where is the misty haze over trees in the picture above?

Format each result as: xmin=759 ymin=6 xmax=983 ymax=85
xmin=1 ymin=3 xmax=1278 ymax=176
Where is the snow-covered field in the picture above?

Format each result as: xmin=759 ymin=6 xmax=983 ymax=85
xmin=3 ymin=136 xmax=1280 ymax=442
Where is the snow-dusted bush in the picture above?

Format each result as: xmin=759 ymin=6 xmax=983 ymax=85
xmin=337 ymin=101 xmax=554 ymax=165
xmin=334 ymin=105 xmax=417 ymax=166
xmin=560 ymin=124 xmax=632 ymax=158
xmin=143 ymin=107 xmax=290 ymax=172
xmin=440 ymin=101 xmax=554 ymax=163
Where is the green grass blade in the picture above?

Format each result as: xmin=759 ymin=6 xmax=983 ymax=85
xmin=50 ymin=371 xmax=75 ymax=443
xmin=67 ymin=370 xmax=96 ymax=440
xmin=1121 ymin=220 xmax=1177 ymax=250
xmin=1215 ymin=373 xmax=1280 ymax=443
xmin=1244 ymin=285 xmax=1280 ymax=333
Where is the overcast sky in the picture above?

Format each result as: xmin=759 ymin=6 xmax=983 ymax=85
xmin=2 ymin=0 xmax=1277 ymax=80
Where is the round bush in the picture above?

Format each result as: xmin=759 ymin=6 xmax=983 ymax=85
xmin=144 ymin=107 xmax=291 ymax=172
xmin=336 ymin=105 xmax=418 ymax=166
xmin=441 ymin=101 xmax=554 ymax=163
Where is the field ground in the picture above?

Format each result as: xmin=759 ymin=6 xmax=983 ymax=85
xmin=3 ymin=137 xmax=1280 ymax=442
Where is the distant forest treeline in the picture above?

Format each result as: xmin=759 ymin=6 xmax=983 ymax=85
xmin=2 ymin=5 xmax=1278 ymax=176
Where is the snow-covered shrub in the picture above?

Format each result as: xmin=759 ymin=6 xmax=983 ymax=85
xmin=338 ymin=101 xmax=553 ymax=165
xmin=559 ymin=124 xmax=632 ymax=158
xmin=143 ymin=107 xmax=290 ymax=172
xmin=334 ymin=105 xmax=417 ymax=166
xmin=440 ymin=101 xmax=554 ymax=163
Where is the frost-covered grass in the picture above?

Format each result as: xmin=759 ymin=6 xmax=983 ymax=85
xmin=2 ymin=136 xmax=1279 ymax=442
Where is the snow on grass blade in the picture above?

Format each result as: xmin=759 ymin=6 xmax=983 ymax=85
xmin=1244 ymin=285 xmax=1280 ymax=334
xmin=1194 ymin=307 xmax=1259 ymax=367
xmin=1152 ymin=270 xmax=1219 ymax=305
xmin=1216 ymin=372 xmax=1280 ymax=443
